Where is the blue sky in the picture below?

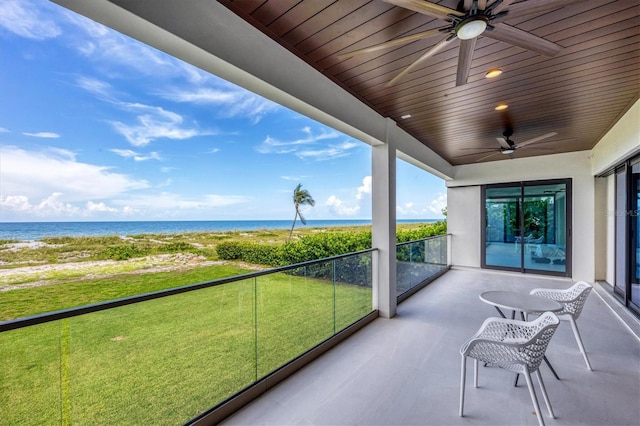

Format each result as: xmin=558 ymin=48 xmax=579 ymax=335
xmin=0 ymin=0 xmax=447 ymax=223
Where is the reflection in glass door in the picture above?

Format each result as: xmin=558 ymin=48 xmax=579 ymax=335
xmin=631 ymin=163 xmax=640 ymax=309
xmin=482 ymin=180 xmax=571 ymax=277
xmin=613 ymin=158 xmax=640 ymax=316
xmin=615 ymin=166 xmax=628 ymax=297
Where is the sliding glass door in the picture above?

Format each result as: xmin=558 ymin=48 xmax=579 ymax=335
xmin=614 ymin=158 xmax=640 ymax=316
xmin=632 ymin=163 xmax=640 ymax=309
xmin=482 ymin=179 xmax=571 ymax=277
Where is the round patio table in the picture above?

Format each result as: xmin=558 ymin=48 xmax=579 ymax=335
xmin=480 ymin=290 xmax=563 ymax=319
xmin=479 ymin=290 xmax=563 ymax=383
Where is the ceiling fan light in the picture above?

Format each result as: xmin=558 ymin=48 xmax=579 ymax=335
xmin=456 ymin=16 xmax=488 ymax=40
xmin=495 ymin=104 xmax=508 ymax=111
xmin=485 ymin=68 xmax=502 ymax=78
xmin=502 ymin=149 xmax=515 ymax=154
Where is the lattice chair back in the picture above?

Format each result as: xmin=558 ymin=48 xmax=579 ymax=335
xmin=459 ymin=312 xmax=560 ymax=426
xmin=530 ymin=281 xmax=593 ymax=370
xmin=530 ymin=281 xmax=592 ymax=320
xmin=461 ymin=312 xmax=560 ymax=374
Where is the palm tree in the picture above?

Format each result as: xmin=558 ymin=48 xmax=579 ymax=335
xmin=288 ymin=183 xmax=315 ymax=241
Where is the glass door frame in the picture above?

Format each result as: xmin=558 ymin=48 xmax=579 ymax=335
xmin=481 ymin=178 xmax=572 ymax=277
xmin=614 ymin=156 xmax=640 ymax=317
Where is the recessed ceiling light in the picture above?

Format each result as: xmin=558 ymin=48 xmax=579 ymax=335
xmin=485 ymin=68 xmax=503 ymax=78
xmin=401 ymin=114 xmax=412 ymax=119
xmin=495 ymin=104 xmax=509 ymax=111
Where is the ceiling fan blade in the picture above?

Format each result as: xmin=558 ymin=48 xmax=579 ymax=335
xmin=518 ymin=146 xmax=555 ymax=151
xmin=462 ymin=0 xmax=473 ymax=11
xmin=476 ymin=151 xmax=503 ymax=162
xmin=456 ymin=37 xmax=477 ymax=86
xmin=496 ymin=137 xmax=511 ymax=149
xmin=489 ymin=0 xmax=517 ymax=15
xmin=484 ymin=23 xmax=563 ymax=57
xmin=492 ymin=0 xmax=582 ymax=23
xmin=386 ymin=35 xmax=455 ymax=87
xmin=477 ymin=0 xmax=488 ymax=11
xmin=516 ymin=132 xmax=558 ymax=148
xmin=455 ymin=150 xmax=499 ymax=159
xmin=383 ymin=0 xmax=463 ymax=21
xmin=337 ymin=27 xmax=448 ymax=60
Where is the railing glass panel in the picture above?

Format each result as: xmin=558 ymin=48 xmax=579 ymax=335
xmin=0 ymin=321 xmax=62 ymax=425
xmin=67 ymin=278 xmax=256 ymax=425
xmin=1 ymin=250 xmax=374 ymax=425
xmin=335 ymin=251 xmax=373 ymax=332
xmin=396 ymin=235 xmax=448 ymax=296
xmin=256 ymin=265 xmax=335 ymax=377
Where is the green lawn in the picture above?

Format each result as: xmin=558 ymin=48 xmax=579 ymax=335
xmin=1 ymin=269 xmax=372 ymax=425
xmin=0 ymin=228 xmax=389 ymax=425
xmin=0 ymin=263 xmax=251 ymax=321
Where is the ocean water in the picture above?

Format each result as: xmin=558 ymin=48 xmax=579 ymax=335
xmin=0 ymin=219 xmax=438 ymax=242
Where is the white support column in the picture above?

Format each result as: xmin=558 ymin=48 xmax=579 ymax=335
xmin=372 ymin=118 xmax=397 ymax=318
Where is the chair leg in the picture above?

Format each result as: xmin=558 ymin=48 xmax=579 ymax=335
xmin=524 ymin=370 xmax=545 ymax=426
xmin=569 ymin=317 xmax=592 ymax=370
xmin=473 ymin=358 xmax=479 ymax=388
xmin=535 ymin=369 xmax=555 ymax=419
xmin=459 ymin=356 xmax=466 ymax=417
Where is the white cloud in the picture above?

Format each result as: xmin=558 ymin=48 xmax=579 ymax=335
xmin=0 ymin=127 xmax=10 ymax=133
xmin=428 ymin=192 xmax=447 ymax=215
xmin=325 ymin=195 xmax=360 ymax=216
xmin=281 ymin=175 xmax=308 ymax=181
xmin=23 ymin=131 xmax=60 ymax=138
xmin=2 ymin=192 xmax=81 ymax=217
xmin=356 ymin=176 xmax=372 ymax=200
xmin=323 ymin=175 xmax=373 ymax=217
xmin=257 ymin=127 xmax=358 ymax=160
xmin=295 ymin=141 xmax=359 ymax=160
xmin=0 ymin=145 xmax=148 ymax=203
xmin=1 ymin=195 xmax=31 ymax=212
xmin=0 ymin=193 xmax=133 ymax=220
xmin=36 ymin=193 xmax=80 ymax=215
xmin=163 ymin=85 xmax=280 ymax=123
xmin=75 ymin=75 xmax=114 ymax=99
xmin=110 ymin=104 xmax=202 ymax=146
xmin=111 ymin=149 xmax=162 ymax=162
xmin=0 ymin=0 xmax=62 ymax=40
xmin=396 ymin=202 xmax=422 ymax=216
xmin=64 ymin=11 xmax=173 ymax=77
xmin=86 ymin=201 xmax=118 ymax=213
xmin=111 ymin=192 xmax=249 ymax=212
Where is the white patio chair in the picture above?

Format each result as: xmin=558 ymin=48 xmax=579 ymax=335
xmin=459 ymin=312 xmax=560 ymax=426
xmin=530 ymin=281 xmax=593 ymax=370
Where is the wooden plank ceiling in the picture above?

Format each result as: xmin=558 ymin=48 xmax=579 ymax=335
xmin=219 ymin=0 xmax=639 ymax=165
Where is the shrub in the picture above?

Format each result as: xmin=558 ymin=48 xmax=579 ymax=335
xmin=162 ymin=242 xmax=195 ymax=253
xmin=217 ymin=222 xmax=445 ymax=267
xmin=216 ymin=241 xmax=282 ymax=265
xmin=99 ymin=245 xmax=148 ymax=260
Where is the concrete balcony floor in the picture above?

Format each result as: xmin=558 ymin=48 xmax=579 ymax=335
xmin=222 ymin=268 xmax=640 ymax=426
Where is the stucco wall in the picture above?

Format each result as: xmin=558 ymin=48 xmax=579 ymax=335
xmin=591 ymin=99 xmax=640 ymax=175
xmin=447 ymin=186 xmax=481 ymax=268
xmin=447 ymin=151 xmax=595 ymax=282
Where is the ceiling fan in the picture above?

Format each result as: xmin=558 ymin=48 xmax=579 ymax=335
xmin=338 ymin=0 xmax=580 ymax=87
xmin=458 ymin=128 xmax=558 ymax=162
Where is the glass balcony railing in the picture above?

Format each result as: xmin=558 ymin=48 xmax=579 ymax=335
xmin=396 ymin=234 xmax=449 ymax=298
xmin=0 ymin=249 xmax=375 ymax=426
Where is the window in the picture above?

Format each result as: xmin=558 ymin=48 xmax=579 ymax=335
xmin=482 ymin=179 xmax=571 ymax=277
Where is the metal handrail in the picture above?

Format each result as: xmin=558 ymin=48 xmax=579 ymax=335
xmin=0 ymin=248 xmax=377 ymax=332
xmin=395 ymin=233 xmax=449 ymax=248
